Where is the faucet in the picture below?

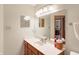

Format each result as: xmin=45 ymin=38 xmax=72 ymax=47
xmin=40 ymin=35 xmax=48 ymax=44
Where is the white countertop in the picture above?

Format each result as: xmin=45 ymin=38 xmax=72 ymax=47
xmin=24 ymin=37 xmax=64 ymax=55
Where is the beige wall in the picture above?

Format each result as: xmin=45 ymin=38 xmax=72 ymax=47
xmin=65 ymin=5 xmax=79 ymax=54
xmin=4 ymin=5 xmax=35 ymax=55
xmin=0 ymin=4 xmax=4 ymax=54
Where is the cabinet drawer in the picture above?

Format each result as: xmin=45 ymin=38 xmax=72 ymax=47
xmin=27 ymin=43 xmax=38 ymax=54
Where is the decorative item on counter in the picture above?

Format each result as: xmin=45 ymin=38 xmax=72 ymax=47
xmin=55 ymin=39 xmax=63 ymax=50
xmin=61 ymin=38 xmax=65 ymax=44
xmin=40 ymin=35 xmax=47 ymax=44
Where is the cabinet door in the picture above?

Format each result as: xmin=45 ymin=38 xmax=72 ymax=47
xmin=27 ymin=48 xmax=32 ymax=55
xmin=24 ymin=40 xmax=44 ymax=55
xmin=28 ymin=43 xmax=38 ymax=55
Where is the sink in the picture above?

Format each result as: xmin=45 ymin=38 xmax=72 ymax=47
xmin=34 ymin=41 xmax=44 ymax=46
xmin=34 ymin=39 xmax=54 ymax=46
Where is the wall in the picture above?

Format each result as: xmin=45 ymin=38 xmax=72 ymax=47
xmin=65 ymin=5 xmax=79 ymax=54
xmin=0 ymin=4 xmax=4 ymax=54
xmin=4 ymin=5 xmax=35 ymax=55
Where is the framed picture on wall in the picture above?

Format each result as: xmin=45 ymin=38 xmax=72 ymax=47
xmin=39 ymin=17 xmax=45 ymax=27
xmin=20 ymin=16 xmax=30 ymax=28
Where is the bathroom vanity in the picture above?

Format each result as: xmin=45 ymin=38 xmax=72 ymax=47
xmin=24 ymin=40 xmax=44 ymax=55
xmin=24 ymin=38 xmax=65 ymax=55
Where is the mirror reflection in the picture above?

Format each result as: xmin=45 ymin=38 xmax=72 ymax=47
xmin=36 ymin=10 xmax=65 ymax=50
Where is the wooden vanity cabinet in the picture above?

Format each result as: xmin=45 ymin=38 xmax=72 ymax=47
xmin=24 ymin=40 xmax=44 ymax=55
xmin=24 ymin=40 xmax=64 ymax=55
xmin=27 ymin=42 xmax=38 ymax=55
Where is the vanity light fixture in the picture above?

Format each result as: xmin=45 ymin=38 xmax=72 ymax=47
xmin=43 ymin=7 xmax=48 ymax=12
xmin=48 ymin=6 xmax=53 ymax=11
xmin=35 ymin=5 xmax=60 ymax=17
xmin=36 ymin=9 xmax=43 ymax=17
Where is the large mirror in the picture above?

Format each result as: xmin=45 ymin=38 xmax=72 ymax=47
xmin=38 ymin=10 xmax=65 ymax=50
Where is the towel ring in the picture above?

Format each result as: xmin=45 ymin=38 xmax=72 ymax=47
xmin=73 ymin=23 xmax=79 ymax=40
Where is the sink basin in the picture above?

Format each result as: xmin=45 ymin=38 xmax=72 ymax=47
xmin=34 ymin=39 xmax=54 ymax=46
xmin=34 ymin=41 xmax=44 ymax=46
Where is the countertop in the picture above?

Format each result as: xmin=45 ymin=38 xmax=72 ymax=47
xmin=24 ymin=37 xmax=64 ymax=55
